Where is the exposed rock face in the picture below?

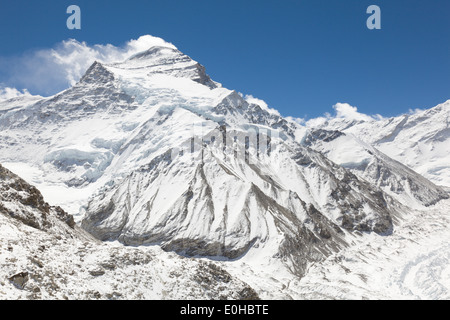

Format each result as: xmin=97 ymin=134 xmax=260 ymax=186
xmin=0 ymin=164 xmax=75 ymax=230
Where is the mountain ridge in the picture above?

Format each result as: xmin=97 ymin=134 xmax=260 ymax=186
xmin=307 ymin=100 xmax=450 ymax=187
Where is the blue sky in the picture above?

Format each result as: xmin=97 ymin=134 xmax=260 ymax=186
xmin=0 ymin=0 xmax=449 ymax=119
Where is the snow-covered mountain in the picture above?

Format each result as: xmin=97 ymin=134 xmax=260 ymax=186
xmin=300 ymin=129 xmax=448 ymax=208
xmin=306 ymin=100 xmax=450 ymax=188
xmin=1 ymin=35 xmax=449 ymax=299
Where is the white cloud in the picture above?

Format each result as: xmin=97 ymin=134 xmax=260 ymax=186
xmin=305 ymin=116 xmax=328 ymax=128
xmin=0 ymin=87 xmax=33 ymax=101
xmin=333 ymin=102 xmax=376 ymax=122
xmin=125 ymin=35 xmax=177 ymax=55
xmin=408 ymin=108 xmax=424 ymax=115
xmin=305 ymin=102 xmax=383 ymax=128
xmin=0 ymin=35 xmax=176 ymax=96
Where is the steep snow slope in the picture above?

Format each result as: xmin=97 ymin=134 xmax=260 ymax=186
xmin=308 ymin=100 xmax=450 ymax=187
xmin=0 ymin=164 xmax=258 ymax=300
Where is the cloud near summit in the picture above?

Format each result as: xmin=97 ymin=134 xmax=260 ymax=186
xmin=304 ymin=102 xmax=383 ymax=128
xmin=333 ymin=103 xmax=379 ymax=122
xmin=0 ymin=35 xmax=176 ymax=97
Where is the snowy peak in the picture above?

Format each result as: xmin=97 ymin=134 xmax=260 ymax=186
xmin=302 ymin=129 xmax=449 ymax=208
xmin=108 ymin=45 xmax=217 ymax=89
xmin=79 ymin=61 xmax=115 ymax=85
xmin=210 ymin=91 xmax=297 ymax=139
xmin=127 ymin=46 xmax=181 ymax=60
xmin=313 ymin=100 xmax=450 ymax=187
